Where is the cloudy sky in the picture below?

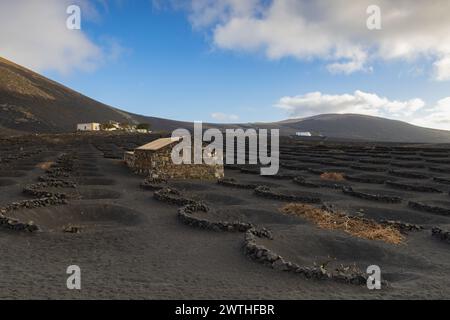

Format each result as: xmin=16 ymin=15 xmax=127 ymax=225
xmin=1 ymin=0 xmax=450 ymax=129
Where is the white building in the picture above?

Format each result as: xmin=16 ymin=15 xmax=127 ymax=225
xmin=77 ymin=123 xmax=101 ymax=131
xmin=296 ymin=131 xmax=312 ymax=137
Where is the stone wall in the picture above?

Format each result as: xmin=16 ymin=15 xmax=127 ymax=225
xmin=244 ymin=229 xmax=369 ymax=285
xmin=342 ymin=186 xmax=402 ymax=203
xmin=1 ymin=152 xmax=74 ymax=233
xmin=432 ymin=227 xmax=450 ymax=243
xmin=178 ymin=203 xmax=273 ymax=237
xmin=408 ymin=201 xmax=450 ymax=216
xmin=150 ymin=182 xmax=372 ymax=286
xmin=124 ymin=151 xmax=135 ymax=168
xmin=127 ymin=146 xmax=224 ymax=180
xmin=254 ymin=185 xmax=322 ymax=204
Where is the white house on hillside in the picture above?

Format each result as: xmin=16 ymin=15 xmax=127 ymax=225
xmin=296 ymin=131 xmax=312 ymax=137
xmin=77 ymin=123 xmax=101 ymax=131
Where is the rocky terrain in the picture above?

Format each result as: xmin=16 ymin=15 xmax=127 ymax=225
xmin=0 ymin=132 xmax=449 ymax=299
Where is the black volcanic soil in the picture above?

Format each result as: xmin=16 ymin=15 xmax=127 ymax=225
xmin=0 ymin=133 xmax=449 ymax=299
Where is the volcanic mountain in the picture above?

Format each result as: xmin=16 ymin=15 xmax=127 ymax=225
xmin=0 ymin=57 xmax=188 ymax=134
xmin=1 ymin=56 xmax=450 ymax=143
xmin=270 ymin=114 xmax=450 ymax=143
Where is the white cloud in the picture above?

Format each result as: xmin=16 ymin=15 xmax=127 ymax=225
xmin=177 ymin=0 xmax=450 ymax=80
xmin=433 ymin=57 xmax=450 ymax=81
xmin=276 ymin=91 xmax=424 ymax=119
xmin=0 ymin=0 xmax=123 ymax=74
xmin=327 ymin=50 xmax=369 ymax=74
xmin=410 ymin=97 xmax=450 ymax=130
xmin=211 ymin=112 xmax=239 ymax=122
xmin=275 ymin=90 xmax=450 ymax=131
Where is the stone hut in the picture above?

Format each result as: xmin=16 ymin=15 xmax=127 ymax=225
xmin=124 ymin=137 xmax=224 ymax=180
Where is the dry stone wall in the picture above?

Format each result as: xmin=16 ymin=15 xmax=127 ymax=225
xmin=408 ymin=201 xmax=450 ymax=216
xmin=150 ymin=181 xmax=371 ymax=286
xmin=217 ymin=178 xmax=257 ymax=189
xmin=128 ymin=146 xmax=224 ymax=180
xmin=432 ymin=227 xmax=450 ymax=243
xmin=243 ymin=229 xmax=369 ymax=285
xmin=342 ymin=186 xmax=402 ymax=203
xmin=178 ymin=203 xmax=273 ymax=238
xmin=140 ymin=177 xmax=168 ymax=190
xmin=254 ymin=186 xmax=322 ymax=204
xmin=380 ymin=220 xmax=424 ymax=232
xmin=0 ymin=153 xmax=75 ymax=233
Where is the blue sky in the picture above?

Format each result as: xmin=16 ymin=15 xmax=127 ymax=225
xmin=2 ymin=1 xmax=450 ymax=129
xmin=48 ymin=2 xmax=330 ymax=123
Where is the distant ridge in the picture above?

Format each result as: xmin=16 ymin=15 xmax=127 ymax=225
xmin=1 ymin=57 xmax=450 ymax=143
xmin=270 ymin=114 xmax=450 ymax=143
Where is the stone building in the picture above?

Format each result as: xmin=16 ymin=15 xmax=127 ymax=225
xmin=124 ymin=137 xmax=224 ymax=180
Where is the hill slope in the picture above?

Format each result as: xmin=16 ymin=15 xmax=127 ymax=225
xmin=0 ymin=57 xmax=188 ymax=134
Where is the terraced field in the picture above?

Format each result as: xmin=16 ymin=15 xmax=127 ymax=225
xmin=0 ymin=133 xmax=449 ymax=299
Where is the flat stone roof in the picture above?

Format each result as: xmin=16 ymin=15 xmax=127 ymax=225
xmin=136 ymin=137 xmax=181 ymax=151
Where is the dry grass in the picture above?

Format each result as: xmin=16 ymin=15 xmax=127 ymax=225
xmin=280 ymin=203 xmax=404 ymax=245
xmin=36 ymin=161 xmax=54 ymax=170
xmin=320 ymin=172 xmax=345 ymax=181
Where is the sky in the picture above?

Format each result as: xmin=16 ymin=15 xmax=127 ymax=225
xmin=1 ymin=0 xmax=450 ymax=130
